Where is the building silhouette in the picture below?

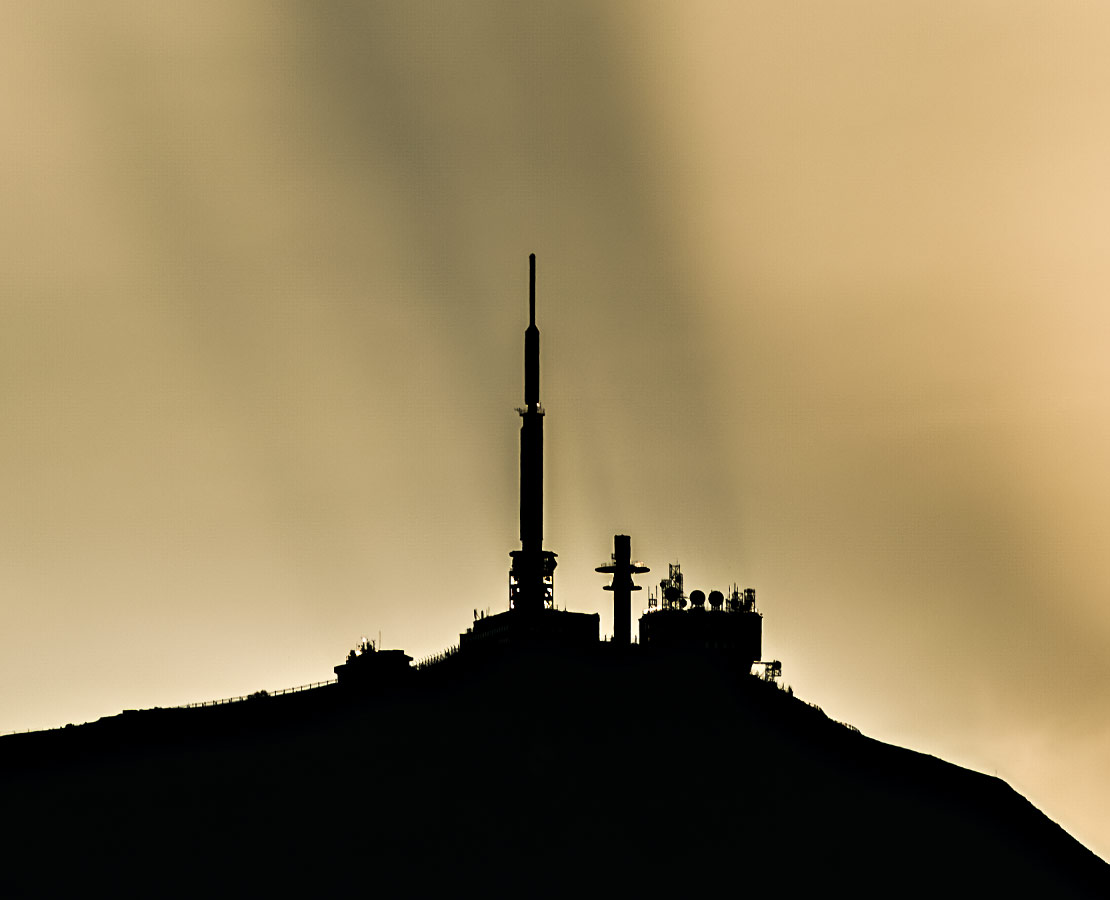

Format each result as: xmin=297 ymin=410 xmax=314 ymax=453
xmin=451 ymin=254 xmax=766 ymax=671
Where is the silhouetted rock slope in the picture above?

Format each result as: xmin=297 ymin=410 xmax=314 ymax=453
xmin=3 ymin=648 xmax=1107 ymax=897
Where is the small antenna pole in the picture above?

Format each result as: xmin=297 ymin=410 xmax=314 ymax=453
xmin=529 ymin=253 xmax=536 ymax=327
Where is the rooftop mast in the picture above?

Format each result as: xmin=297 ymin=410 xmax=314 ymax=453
xmin=510 ymin=253 xmax=556 ymax=613
xmin=596 ymin=534 xmax=649 ymax=645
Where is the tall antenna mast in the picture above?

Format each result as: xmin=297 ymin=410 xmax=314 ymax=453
xmin=510 ymin=253 xmax=556 ymax=613
xmin=530 ymin=253 xmax=536 ymax=327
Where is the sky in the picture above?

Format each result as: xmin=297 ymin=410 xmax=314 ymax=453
xmin=2 ymin=0 xmax=1109 ymax=862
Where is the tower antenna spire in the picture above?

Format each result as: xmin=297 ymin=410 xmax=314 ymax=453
xmin=510 ymin=252 xmax=555 ymax=613
xmin=529 ymin=252 xmax=536 ymax=328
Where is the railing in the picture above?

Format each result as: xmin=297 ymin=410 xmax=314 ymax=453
xmin=415 ymin=645 xmax=459 ymax=670
xmin=2 ymin=678 xmax=341 ymax=734
xmin=178 ymin=678 xmax=337 ymax=709
xmin=1 ymin=725 xmax=66 ymax=737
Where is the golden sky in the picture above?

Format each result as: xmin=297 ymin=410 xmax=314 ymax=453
xmin=3 ymin=1 xmax=1110 ymax=861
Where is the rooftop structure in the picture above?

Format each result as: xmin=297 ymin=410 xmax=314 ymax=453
xmin=639 ymin=570 xmax=763 ymax=662
xmin=333 ymin=637 xmax=412 ymax=687
xmin=340 ymin=254 xmax=766 ymax=670
xmin=596 ymin=534 xmax=649 ymax=645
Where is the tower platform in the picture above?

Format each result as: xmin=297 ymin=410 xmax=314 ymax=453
xmin=460 ymin=607 xmax=599 ymax=654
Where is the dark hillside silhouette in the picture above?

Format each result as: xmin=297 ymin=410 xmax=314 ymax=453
xmin=3 ymin=256 xmax=1107 ymax=896
xmin=2 ymin=648 xmax=1108 ymax=896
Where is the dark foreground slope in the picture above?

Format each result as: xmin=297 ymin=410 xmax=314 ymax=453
xmin=3 ymin=648 xmax=1107 ymax=897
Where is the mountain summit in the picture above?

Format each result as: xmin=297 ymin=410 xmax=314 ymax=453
xmin=3 ymin=646 xmax=1107 ymax=897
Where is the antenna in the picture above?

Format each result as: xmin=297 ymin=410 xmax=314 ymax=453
xmin=529 ymin=253 xmax=536 ymax=327
xmin=510 ymin=253 xmax=556 ymax=613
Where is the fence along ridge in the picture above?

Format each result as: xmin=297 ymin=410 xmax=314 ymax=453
xmin=178 ymin=677 xmax=338 ymax=709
